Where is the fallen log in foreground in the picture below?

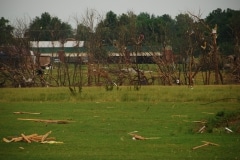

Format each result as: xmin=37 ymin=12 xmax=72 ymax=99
xmin=17 ymin=118 xmax=75 ymax=124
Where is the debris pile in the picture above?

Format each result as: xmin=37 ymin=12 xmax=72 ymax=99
xmin=2 ymin=131 xmax=63 ymax=144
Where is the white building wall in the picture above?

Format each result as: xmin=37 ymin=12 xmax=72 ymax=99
xmin=30 ymin=41 xmax=84 ymax=48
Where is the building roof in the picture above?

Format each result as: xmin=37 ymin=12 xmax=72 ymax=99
xmin=30 ymin=41 xmax=84 ymax=48
xmin=30 ymin=41 xmax=163 ymax=55
xmin=30 ymin=41 xmax=86 ymax=53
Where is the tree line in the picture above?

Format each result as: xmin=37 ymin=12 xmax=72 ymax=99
xmin=0 ymin=8 xmax=240 ymax=89
xmin=1 ymin=8 xmax=239 ymax=56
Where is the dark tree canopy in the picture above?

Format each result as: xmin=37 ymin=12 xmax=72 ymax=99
xmin=28 ymin=12 xmax=73 ymax=41
xmin=1 ymin=8 xmax=240 ymax=56
xmin=206 ymin=8 xmax=240 ymax=54
xmin=0 ymin=17 xmax=14 ymax=45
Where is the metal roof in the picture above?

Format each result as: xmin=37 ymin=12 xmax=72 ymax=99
xmin=30 ymin=41 xmax=84 ymax=48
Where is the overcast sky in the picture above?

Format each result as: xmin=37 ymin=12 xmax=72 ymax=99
xmin=1 ymin=0 xmax=240 ymax=27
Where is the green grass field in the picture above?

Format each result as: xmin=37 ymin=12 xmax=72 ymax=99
xmin=0 ymin=85 xmax=240 ymax=160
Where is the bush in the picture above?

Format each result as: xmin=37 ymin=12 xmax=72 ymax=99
xmin=206 ymin=110 xmax=240 ymax=133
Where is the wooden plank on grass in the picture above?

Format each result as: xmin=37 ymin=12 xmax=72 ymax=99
xmin=21 ymin=134 xmax=31 ymax=143
xmin=41 ymin=131 xmax=52 ymax=142
xmin=192 ymin=143 xmax=209 ymax=150
xmin=192 ymin=141 xmax=220 ymax=150
xmin=17 ymin=118 xmax=75 ymax=124
xmin=13 ymin=111 xmax=41 ymax=115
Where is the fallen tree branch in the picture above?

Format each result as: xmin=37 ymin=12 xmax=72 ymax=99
xmin=128 ymin=131 xmax=160 ymax=140
xmin=17 ymin=118 xmax=75 ymax=124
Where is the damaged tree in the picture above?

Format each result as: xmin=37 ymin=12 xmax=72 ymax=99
xmin=188 ymin=12 xmax=223 ymax=85
xmin=0 ymin=17 xmax=43 ymax=87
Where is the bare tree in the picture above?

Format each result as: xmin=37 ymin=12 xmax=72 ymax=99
xmin=188 ymin=12 xmax=222 ymax=85
xmin=0 ymin=17 xmax=45 ymax=87
xmin=80 ymin=8 xmax=105 ymax=86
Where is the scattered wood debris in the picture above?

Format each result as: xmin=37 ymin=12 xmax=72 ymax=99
xmin=225 ymin=127 xmax=233 ymax=133
xmin=192 ymin=120 xmax=208 ymax=133
xmin=13 ymin=111 xmax=41 ymax=115
xmin=198 ymin=126 xmax=206 ymax=133
xmin=17 ymin=118 xmax=75 ymax=124
xmin=192 ymin=141 xmax=219 ymax=150
xmin=2 ymin=131 xmax=63 ymax=144
xmin=128 ymin=131 xmax=160 ymax=140
xmin=192 ymin=120 xmax=207 ymax=124
xmin=41 ymin=141 xmax=63 ymax=144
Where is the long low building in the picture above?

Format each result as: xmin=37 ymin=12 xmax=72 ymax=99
xmin=30 ymin=41 xmax=166 ymax=64
xmin=30 ymin=40 xmax=85 ymax=48
xmin=30 ymin=40 xmax=85 ymax=57
xmin=30 ymin=40 xmax=162 ymax=55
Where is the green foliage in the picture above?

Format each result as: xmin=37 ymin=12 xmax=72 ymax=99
xmin=28 ymin=12 xmax=73 ymax=41
xmin=206 ymin=8 xmax=240 ymax=55
xmin=75 ymin=24 xmax=89 ymax=41
xmin=0 ymin=17 xmax=14 ymax=45
xmin=206 ymin=110 xmax=240 ymax=133
xmin=1 ymin=8 xmax=240 ymax=57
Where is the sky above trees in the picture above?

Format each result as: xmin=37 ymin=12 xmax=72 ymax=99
xmin=1 ymin=0 xmax=240 ymax=26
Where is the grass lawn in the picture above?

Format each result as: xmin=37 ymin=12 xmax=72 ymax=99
xmin=0 ymin=85 xmax=240 ymax=160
